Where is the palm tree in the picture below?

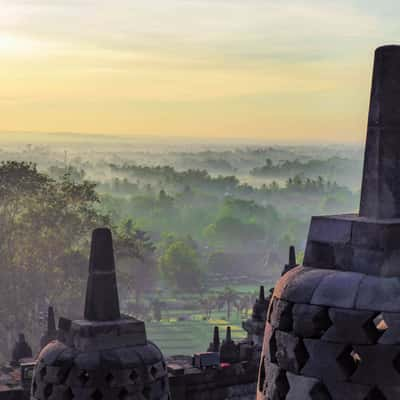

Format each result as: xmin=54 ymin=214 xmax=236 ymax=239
xmin=199 ymin=294 xmax=217 ymax=320
xmin=218 ymin=287 xmax=239 ymax=321
xmin=114 ymin=219 xmax=157 ymax=308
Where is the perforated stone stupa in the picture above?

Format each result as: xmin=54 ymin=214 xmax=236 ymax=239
xmin=257 ymin=45 xmax=400 ymax=400
xmin=31 ymin=228 xmax=170 ymax=400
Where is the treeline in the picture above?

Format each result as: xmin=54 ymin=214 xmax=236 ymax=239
xmin=251 ymin=157 xmax=362 ymax=184
xmin=107 ymin=163 xmax=352 ymax=197
xmin=109 ymin=164 xmax=239 ymax=192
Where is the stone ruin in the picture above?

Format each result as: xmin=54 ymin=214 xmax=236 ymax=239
xmin=40 ymin=307 xmax=57 ymax=350
xmin=30 ymin=228 xmax=170 ymax=400
xmin=257 ymin=45 xmax=400 ymax=399
xmin=11 ymin=335 xmax=32 ymax=368
xmin=242 ymin=286 xmax=270 ymax=352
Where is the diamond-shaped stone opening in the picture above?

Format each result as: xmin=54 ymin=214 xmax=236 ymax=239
xmin=118 ymin=388 xmax=128 ymax=400
xmin=336 ymin=345 xmax=359 ymax=378
xmin=312 ymin=308 xmax=332 ymax=337
xmin=351 ymin=349 xmax=362 ymax=364
xmin=294 ymin=338 xmax=309 ymax=371
xmin=39 ymin=366 xmax=47 ymax=380
xmin=258 ymin=357 xmax=266 ymax=393
xmin=62 ymin=387 xmax=74 ymax=400
xmin=105 ymin=372 xmax=114 ymax=385
xmin=57 ymin=366 xmax=71 ymax=384
xmin=277 ymin=301 xmax=294 ymax=332
xmin=276 ymin=370 xmax=289 ymax=398
xmin=363 ymin=313 xmax=386 ymax=343
xmin=32 ymin=379 xmax=37 ymax=395
xmin=267 ymin=298 xmax=276 ymax=323
xmin=365 ymin=387 xmax=386 ymax=400
xmin=310 ymin=382 xmax=331 ymax=400
xmin=142 ymin=386 xmax=151 ymax=399
xmin=269 ymin=331 xmax=278 ymax=363
xmin=393 ymin=353 xmax=400 ymax=374
xmin=130 ymin=369 xmax=138 ymax=381
xmin=91 ymin=389 xmax=103 ymax=400
xmin=78 ymin=370 xmax=90 ymax=386
xmin=44 ymin=383 xmax=53 ymax=399
xmin=373 ymin=313 xmax=388 ymax=333
xmin=150 ymin=366 xmax=158 ymax=378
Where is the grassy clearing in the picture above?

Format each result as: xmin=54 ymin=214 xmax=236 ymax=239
xmin=142 ymin=281 xmax=275 ymax=356
xmin=146 ymin=316 xmax=246 ymax=356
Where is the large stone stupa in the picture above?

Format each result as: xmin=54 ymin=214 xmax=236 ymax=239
xmin=31 ymin=228 xmax=170 ymax=400
xmin=257 ymin=45 xmax=400 ymax=399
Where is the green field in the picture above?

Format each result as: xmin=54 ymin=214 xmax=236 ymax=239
xmin=142 ymin=282 xmax=274 ymax=356
xmin=146 ymin=317 xmax=247 ymax=356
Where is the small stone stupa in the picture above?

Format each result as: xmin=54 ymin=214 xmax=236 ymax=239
xmin=258 ymin=45 xmax=400 ymax=399
xmin=40 ymin=306 xmax=57 ymax=349
xmin=31 ymin=228 xmax=170 ymax=400
xmin=243 ymin=286 xmax=270 ymax=348
xmin=220 ymin=327 xmax=239 ymax=364
xmin=207 ymin=326 xmax=221 ymax=353
xmin=11 ymin=333 xmax=33 ymax=366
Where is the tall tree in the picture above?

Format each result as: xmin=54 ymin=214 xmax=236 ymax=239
xmin=0 ymin=162 xmax=106 ymax=359
xmin=114 ymin=219 xmax=157 ymax=311
xmin=159 ymin=239 xmax=203 ymax=292
xmin=218 ymin=287 xmax=239 ymax=321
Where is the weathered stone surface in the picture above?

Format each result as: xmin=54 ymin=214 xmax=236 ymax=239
xmin=311 ymin=271 xmax=363 ymax=308
xmin=263 ymin=363 xmax=289 ymax=400
xmin=304 ymin=215 xmax=400 ymax=277
xmin=352 ymin=220 xmax=383 ymax=249
xmin=261 ymin=323 xmax=275 ymax=364
xmin=307 ymin=216 xmax=352 ymax=245
xmin=303 ymin=241 xmax=335 ymax=268
xmin=350 ymin=344 xmax=400 ymax=385
xmin=381 ymin=385 xmax=400 ymax=399
xmin=355 ymin=275 xmax=400 ymax=312
xmin=273 ymin=266 xmax=305 ymax=300
xmin=322 ymin=308 xmax=379 ymax=344
xmin=324 ymin=381 xmax=370 ymax=400
xmin=302 ymin=340 xmax=356 ymax=382
xmin=0 ymin=389 xmax=26 ymax=400
xmin=351 ymin=247 xmax=385 ymax=276
xmin=331 ymin=244 xmax=353 ymax=270
xmin=292 ymin=304 xmax=331 ymax=339
xmin=285 ymin=372 xmax=330 ymax=400
xmin=381 ymin=249 xmax=400 ymax=276
xmin=275 ymin=331 xmax=308 ymax=374
xmin=278 ymin=268 xmax=334 ymax=303
xmin=269 ymin=300 xmax=293 ymax=332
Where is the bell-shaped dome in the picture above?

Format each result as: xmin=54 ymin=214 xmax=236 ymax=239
xmin=31 ymin=228 xmax=170 ymax=400
xmin=257 ymin=45 xmax=400 ymax=400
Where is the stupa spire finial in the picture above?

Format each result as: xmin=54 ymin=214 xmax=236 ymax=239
xmin=259 ymin=286 xmax=265 ymax=302
xmin=360 ymin=45 xmax=400 ymax=219
xmin=47 ymin=306 xmax=56 ymax=336
xmin=84 ymin=228 xmax=121 ymax=321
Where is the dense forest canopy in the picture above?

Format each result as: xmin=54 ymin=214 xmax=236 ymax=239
xmin=0 ymin=139 xmax=363 ymax=360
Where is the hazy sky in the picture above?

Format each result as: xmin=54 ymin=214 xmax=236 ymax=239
xmin=1 ymin=0 xmax=399 ymax=143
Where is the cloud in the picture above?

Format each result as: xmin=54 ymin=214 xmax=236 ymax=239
xmin=0 ymin=0 xmax=385 ymax=59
